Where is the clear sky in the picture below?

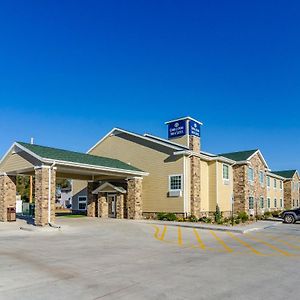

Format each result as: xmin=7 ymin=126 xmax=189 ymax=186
xmin=0 ymin=0 xmax=299 ymax=171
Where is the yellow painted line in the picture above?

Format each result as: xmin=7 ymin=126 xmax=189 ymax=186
xmin=178 ymin=227 xmax=183 ymax=246
xmin=159 ymin=225 xmax=167 ymax=241
xmin=226 ymin=232 xmax=265 ymax=256
xmin=153 ymin=225 xmax=167 ymax=241
xmin=257 ymin=233 xmax=300 ymax=251
xmin=245 ymin=234 xmax=293 ymax=257
xmin=209 ymin=230 xmax=233 ymax=253
xmin=193 ymin=229 xmax=206 ymax=250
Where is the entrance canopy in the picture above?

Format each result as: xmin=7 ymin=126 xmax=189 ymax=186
xmin=0 ymin=142 xmax=148 ymax=180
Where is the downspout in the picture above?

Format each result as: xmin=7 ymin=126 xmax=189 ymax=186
xmin=48 ymin=162 xmax=56 ymax=226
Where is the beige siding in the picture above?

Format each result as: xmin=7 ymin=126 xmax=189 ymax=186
xmin=169 ymin=135 xmax=189 ymax=148
xmin=200 ymin=160 xmax=209 ymax=212
xmin=217 ymin=162 xmax=233 ymax=212
xmin=267 ymin=175 xmax=284 ymax=209
xmin=88 ymin=135 xmax=185 ymax=213
xmin=0 ymin=153 xmax=33 ymax=173
xmin=208 ymin=162 xmax=217 ymax=212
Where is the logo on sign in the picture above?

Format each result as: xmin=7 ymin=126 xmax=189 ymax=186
xmin=189 ymin=120 xmax=201 ymax=137
xmin=168 ymin=120 xmax=186 ymax=139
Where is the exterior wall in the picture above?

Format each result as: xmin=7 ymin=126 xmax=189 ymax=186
xmin=34 ymin=167 xmax=56 ymax=226
xmin=217 ymin=162 xmax=233 ymax=213
xmin=0 ymin=174 xmax=16 ymax=222
xmin=72 ymin=180 xmax=87 ymax=212
xmin=267 ymin=175 xmax=284 ymax=211
xmin=169 ymin=135 xmax=189 ymax=147
xmin=127 ymin=177 xmax=143 ymax=219
xmin=190 ymin=155 xmax=201 ymax=218
xmin=200 ymin=160 xmax=209 ymax=213
xmin=0 ymin=153 xmax=33 ymax=173
xmin=284 ymin=173 xmax=300 ymax=208
xmin=87 ymin=134 xmax=185 ymax=214
xmin=232 ymin=153 xmax=268 ymax=215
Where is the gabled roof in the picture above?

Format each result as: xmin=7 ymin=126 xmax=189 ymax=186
xmin=92 ymin=182 xmax=126 ymax=194
xmin=16 ymin=142 xmax=144 ymax=173
xmin=219 ymin=149 xmax=258 ymax=161
xmin=272 ymin=170 xmax=298 ymax=179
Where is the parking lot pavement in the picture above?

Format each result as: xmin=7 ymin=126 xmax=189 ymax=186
xmin=0 ymin=218 xmax=300 ymax=300
xmin=152 ymin=223 xmax=300 ymax=257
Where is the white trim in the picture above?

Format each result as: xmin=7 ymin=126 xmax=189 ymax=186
xmin=87 ymin=127 xmax=184 ymax=153
xmin=165 ymin=116 xmax=203 ymax=125
xmin=222 ymin=163 xmax=230 ymax=181
xmin=92 ymin=182 xmax=127 ymax=194
xmin=169 ymin=174 xmax=183 ymax=192
xmin=248 ymin=150 xmax=269 ymax=169
xmin=0 ymin=143 xmax=16 ymax=166
xmin=143 ymin=133 xmax=189 ymax=150
xmin=78 ymin=196 xmax=87 ymax=211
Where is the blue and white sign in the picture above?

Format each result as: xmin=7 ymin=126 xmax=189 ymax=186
xmin=168 ymin=120 xmax=186 ymax=139
xmin=189 ymin=120 xmax=201 ymax=137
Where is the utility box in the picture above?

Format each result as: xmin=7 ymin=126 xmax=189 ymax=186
xmin=7 ymin=207 xmax=16 ymax=222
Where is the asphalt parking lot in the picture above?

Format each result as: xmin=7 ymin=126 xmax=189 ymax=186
xmin=0 ymin=218 xmax=300 ymax=300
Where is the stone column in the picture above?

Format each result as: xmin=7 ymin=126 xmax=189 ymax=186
xmin=97 ymin=192 xmax=108 ymax=218
xmin=87 ymin=181 xmax=98 ymax=217
xmin=0 ymin=173 xmax=16 ymax=222
xmin=190 ymin=156 xmax=201 ymax=218
xmin=34 ymin=166 xmax=56 ymax=226
xmin=116 ymin=194 xmax=124 ymax=219
xmin=127 ymin=177 xmax=143 ymax=219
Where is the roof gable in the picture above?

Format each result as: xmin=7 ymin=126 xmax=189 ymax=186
xmin=219 ymin=150 xmax=258 ymax=161
xmin=16 ymin=142 xmax=144 ymax=173
xmin=272 ymin=170 xmax=298 ymax=179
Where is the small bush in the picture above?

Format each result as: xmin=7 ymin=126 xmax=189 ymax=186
xmin=264 ymin=211 xmax=272 ymax=217
xmin=238 ymin=211 xmax=249 ymax=223
xmin=188 ymin=215 xmax=198 ymax=222
xmin=157 ymin=212 xmax=177 ymax=221
xmin=199 ymin=216 xmax=212 ymax=223
xmin=214 ymin=204 xmax=222 ymax=223
xmin=235 ymin=219 xmax=240 ymax=224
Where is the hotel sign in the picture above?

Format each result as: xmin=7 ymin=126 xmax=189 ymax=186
xmin=189 ymin=120 xmax=201 ymax=137
xmin=168 ymin=120 xmax=186 ymax=139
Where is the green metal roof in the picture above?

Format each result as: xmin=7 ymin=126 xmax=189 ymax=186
xmin=271 ymin=170 xmax=297 ymax=179
xmin=218 ymin=149 xmax=258 ymax=162
xmin=17 ymin=142 xmax=144 ymax=173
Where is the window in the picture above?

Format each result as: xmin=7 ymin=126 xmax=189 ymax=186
xmin=274 ymin=198 xmax=277 ymax=208
xmin=169 ymin=175 xmax=182 ymax=191
xmin=274 ymin=179 xmax=277 ymax=189
xmin=280 ymin=181 xmax=283 ymax=190
xmin=267 ymin=198 xmax=271 ymax=208
xmin=280 ymin=199 xmax=283 ymax=208
xmin=267 ymin=176 xmax=270 ymax=187
xmin=249 ymin=197 xmax=254 ymax=209
xmin=293 ymin=199 xmax=295 ymax=207
xmin=223 ymin=164 xmax=229 ymax=180
xmin=260 ymin=197 xmax=264 ymax=209
xmin=259 ymin=171 xmax=264 ymax=186
xmin=248 ymin=167 xmax=254 ymax=182
xmin=78 ymin=196 xmax=87 ymax=210
xmin=297 ymin=200 xmax=299 ymax=207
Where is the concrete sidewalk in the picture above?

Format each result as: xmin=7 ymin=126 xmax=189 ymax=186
xmin=136 ymin=219 xmax=281 ymax=234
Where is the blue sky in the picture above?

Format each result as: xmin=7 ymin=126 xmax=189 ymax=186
xmin=0 ymin=0 xmax=299 ymax=171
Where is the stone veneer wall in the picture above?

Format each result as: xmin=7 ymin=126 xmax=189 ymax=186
xmin=87 ymin=182 xmax=98 ymax=217
xmin=0 ymin=174 xmax=16 ymax=222
xmin=34 ymin=167 xmax=56 ymax=226
xmin=283 ymin=181 xmax=292 ymax=208
xmin=97 ymin=192 xmax=108 ymax=218
xmin=127 ymin=178 xmax=143 ymax=219
xmin=189 ymin=135 xmax=201 ymax=218
xmin=116 ymin=194 xmax=124 ymax=219
xmin=233 ymin=153 xmax=267 ymax=214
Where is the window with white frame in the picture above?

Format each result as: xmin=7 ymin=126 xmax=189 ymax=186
xmin=280 ymin=198 xmax=283 ymax=208
xmin=259 ymin=171 xmax=264 ymax=186
xmin=169 ymin=175 xmax=182 ymax=191
xmin=248 ymin=167 xmax=254 ymax=182
xmin=223 ymin=164 xmax=229 ymax=180
xmin=274 ymin=198 xmax=277 ymax=208
xmin=78 ymin=196 xmax=87 ymax=210
xmin=267 ymin=198 xmax=271 ymax=208
xmin=267 ymin=176 xmax=270 ymax=187
xmin=260 ymin=197 xmax=264 ymax=209
xmin=249 ymin=197 xmax=254 ymax=209
xmin=274 ymin=179 xmax=277 ymax=189
xmin=280 ymin=180 xmax=283 ymax=190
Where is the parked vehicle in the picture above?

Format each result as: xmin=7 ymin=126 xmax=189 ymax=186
xmin=280 ymin=208 xmax=300 ymax=224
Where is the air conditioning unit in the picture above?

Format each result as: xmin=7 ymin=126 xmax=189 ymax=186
xmin=169 ymin=190 xmax=182 ymax=197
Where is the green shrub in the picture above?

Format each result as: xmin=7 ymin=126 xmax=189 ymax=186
xmin=238 ymin=211 xmax=249 ymax=223
xmin=157 ymin=212 xmax=177 ymax=221
xmin=188 ymin=215 xmax=198 ymax=222
xmin=235 ymin=219 xmax=240 ymax=224
xmin=264 ymin=211 xmax=272 ymax=217
xmin=214 ymin=204 xmax=222 ymax=223
xmin=199 ymin=217 xmax=212 ymax=223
